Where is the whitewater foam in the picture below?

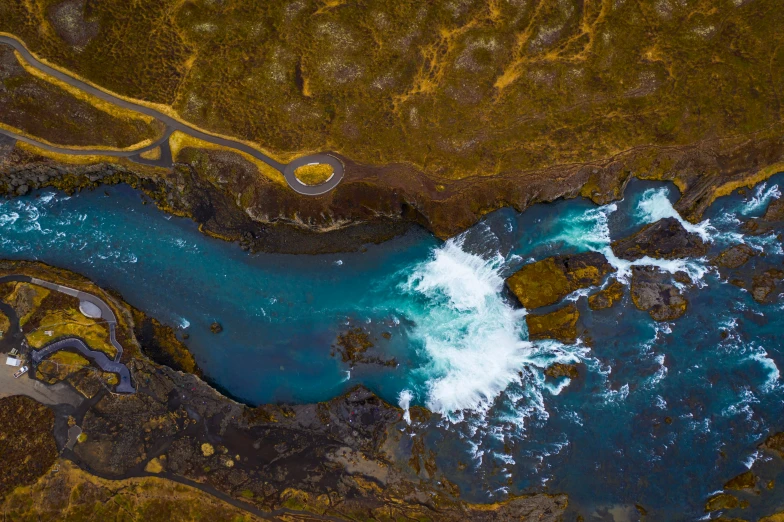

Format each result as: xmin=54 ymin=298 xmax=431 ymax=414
xmin=398 ymin=389 xmax=413 ymax=424
xmin=751 ymin=349 xmax=781 ymax=392
xmin=552 ymin=200 xmax=710 ymax=283
xmin=401 ymin=237 xmax=590 ymax=426
xmin=741 ymin=182 xmax=780 ymax=215
xmin=636 ymin=187 xmax=714 ymax=241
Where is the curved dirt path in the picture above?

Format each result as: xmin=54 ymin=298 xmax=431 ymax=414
xmin=0 ymin=34 xmax=344 ymax=194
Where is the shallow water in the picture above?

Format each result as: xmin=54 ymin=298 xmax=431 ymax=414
xmin=2 ymin=175 xmax=784 ymax=519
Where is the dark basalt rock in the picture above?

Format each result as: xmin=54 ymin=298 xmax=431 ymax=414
xmin=612 ymin=218 xmax=709 ymax=261
xmin=714 ymin=243 xmax=757 ymax=269
xmin=507 ymin=252 xmax=614 ymax=310
xmin=526 ymin=304 xmax=580 ymax=344
xmin=210 ymin=322 xmax=223 ymax=334
xmin=630 ymin=267 xmax=688 ymax=321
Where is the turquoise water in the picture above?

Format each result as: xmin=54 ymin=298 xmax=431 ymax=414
xmin=1 ymin=176 xmax=784 ymax=519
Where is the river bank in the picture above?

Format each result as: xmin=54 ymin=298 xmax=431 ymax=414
xmin=3 ymin=125 xmax=784 ymax=255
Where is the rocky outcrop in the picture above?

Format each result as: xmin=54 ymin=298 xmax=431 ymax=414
xmin=588 ymin=279 xmax=625 ymax=310
xmin=544 ymin=363 xmax=580 ymax=380
xmin=714 ymin=243 xmax=757 ymax=269
xmin=526 ymin=304 xmax=580 ymax=344
xmin=506 ymin=252 xmax=614 ymax=310
xmin=630 ymin=267 xmax=688 ymax=321
xmin=612 ymin=218 xmax=708 ymax=261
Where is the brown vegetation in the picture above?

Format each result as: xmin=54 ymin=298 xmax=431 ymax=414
xmin=0 ymin=396 xmax=57 ymax=497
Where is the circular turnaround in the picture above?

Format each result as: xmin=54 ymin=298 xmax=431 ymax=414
xmin=283 ymin=154 xmax=344 ymax=196
xmin=79 ymin=300 xmax=102 ymax=319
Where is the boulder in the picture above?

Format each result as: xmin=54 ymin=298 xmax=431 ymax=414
xmin=544 ymin=363 xmax=580 ymax=380
xmin=612 ymin=218 xmax=708 ymax=261
xmin=630 ymin=267 xmax=688 ymax=321
xmin=506 ymin=252 xmax=614 ymax=310
xmin=526 ymin=304 xmax=579 ymax=344
xmin=714 ymin=243 xmax=756 ymax=269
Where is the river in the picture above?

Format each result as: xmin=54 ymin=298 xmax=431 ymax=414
xmin=1 ymin=175 xmax=783 ymax=519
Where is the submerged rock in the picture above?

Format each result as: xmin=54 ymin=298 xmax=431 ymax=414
xmin=506 ymin=252 xmax=614 ymax=310
xmin=333 ymin=327 xmax=396 ymax=367
xmin=751 ymin=269 xmax=784 ymax=303
xmin=760 ymin=431 xmax=784 ymax=457
xmin=724 ymin=470 xmax=757 ymax=491
xmin=705 ymin=493 xmax=744 ymax=512
xmin=630 ymin=267 xmax=688 ymax=321
xmin=210 ymin=322 xmax=223 ymax=334
xmin=612 ymin=218 xmax=708 ymax=261
xmin=526 ymin=304 xmax=579 ymax=344
xmin=335 ymin=327 xmax=373 ymax=363
xmin=714 ymin=243 xmax=757 ymax=269
xmin=588 ymin=279 xmax=625 ymax=310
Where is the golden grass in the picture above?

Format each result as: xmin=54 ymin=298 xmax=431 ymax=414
xmin=35 ymin=351 xmax=90 ymax=383
xmin=0 ymin=122 xmax=157 ymax=153
xmin=14 ymin=141 xmax=170 ymax=180
xmin=169 ymin=131 xmax=287 ymax=186
xmin=293 ymin=163 xmax=334 ymax=185
xmin=139 ymin=146 xmax=162 ymax=160
xmin=49 ymin=351 xmax=90 ymax=368
xmin=26 ymin=308 xmax=117 ymax=359
xmin=1 ymin=460 xmax=261 ymax=521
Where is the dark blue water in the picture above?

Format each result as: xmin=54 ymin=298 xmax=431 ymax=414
xmin=2 ymin=175 xmax=783 ymax=520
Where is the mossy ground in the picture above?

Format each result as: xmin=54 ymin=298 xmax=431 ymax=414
xmin=2 ymin=0 xmax=782 ymax=184
xmin=35 ymin=350 xmax=90 ymax=383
